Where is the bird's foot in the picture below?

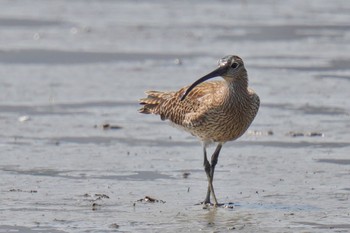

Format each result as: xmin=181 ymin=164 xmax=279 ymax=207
xmin=196 ymin=201 xmax=225 ymax=208
xmin=194 ymin=201 xmax=207 ymax=206
xmin=212 ymin=202 xmax=224 ymax=207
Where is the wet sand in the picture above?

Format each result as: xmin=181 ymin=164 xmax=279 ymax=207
xmin=0 ymin=0 xmax=349 ymax=232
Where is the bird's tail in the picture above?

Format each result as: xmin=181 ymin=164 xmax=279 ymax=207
xmin=138 ymin=91 xmax=173 ymax=114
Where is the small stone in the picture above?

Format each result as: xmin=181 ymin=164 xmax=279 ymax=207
xmin=101 ymin=123 xmax=122 ymax=130
xmin=174 ymin=58 xmax=182 ymax=65
xmin=95 ymin=193 xmax=110 ymax=199
xmin=182 ymin=172 xmax=191 ymax=179
xmin=70 ymin=27 xmax=78 ymax=34
xmin=137 ymin=196 xmax=165 ymax=203
xmin=92 ymin=203 xmax=101 ymax=211
xmin=18 ymin=115 xmax=30 ymax=122
xmin=109 ymin=223 xmax=119 ymax=229
xmin=33 ymin=33 xmax=41 ymax=40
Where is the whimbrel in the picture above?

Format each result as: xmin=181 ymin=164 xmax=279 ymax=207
xmin=139 ymin=55 xmax=260 ymax=206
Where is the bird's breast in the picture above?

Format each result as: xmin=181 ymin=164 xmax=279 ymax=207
xmin=189 ymin=92 xmax=259 ymax=143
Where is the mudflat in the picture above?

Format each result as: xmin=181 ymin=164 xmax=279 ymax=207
xmin=0 ymin=1 xmax=349 ymax=232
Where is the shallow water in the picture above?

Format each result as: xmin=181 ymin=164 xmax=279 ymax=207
xmin=1 ymin=0 xmax=350 ymax=232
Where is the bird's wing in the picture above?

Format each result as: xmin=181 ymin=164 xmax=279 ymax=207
xmin=158 ymin=81 xmax=223 ymax=127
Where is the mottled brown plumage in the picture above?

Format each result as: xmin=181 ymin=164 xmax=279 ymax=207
xmin=139 ymin=55 xmax=259 ymax=206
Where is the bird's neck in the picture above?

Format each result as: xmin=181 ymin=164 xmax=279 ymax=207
xmin=225 ymin=73 xmax=249 ymax=94
xmin=219 ymin=72 xmax=249 ymax=108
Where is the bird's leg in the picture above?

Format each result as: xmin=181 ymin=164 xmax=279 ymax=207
xmin=203 ymin=146 xmax=211 ymax=205
xmin=209 ymin=143 xmax=223 ymax=206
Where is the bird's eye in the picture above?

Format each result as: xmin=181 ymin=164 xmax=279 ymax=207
xmin=230 ymin=62 xmax=239 ymax=69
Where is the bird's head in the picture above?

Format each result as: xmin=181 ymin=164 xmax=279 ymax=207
xmin=181 ymin=55 xmax=247 ymax=101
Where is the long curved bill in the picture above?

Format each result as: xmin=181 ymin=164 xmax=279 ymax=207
xmin=180 ymin=66 xmax=226 ymax=101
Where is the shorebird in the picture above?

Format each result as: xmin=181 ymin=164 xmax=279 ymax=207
xmin=139 ymin=55 xmax=260 ymax=206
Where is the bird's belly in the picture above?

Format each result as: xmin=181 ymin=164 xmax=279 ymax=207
xmin=189 ymin=115 xmax=251 ymax=143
